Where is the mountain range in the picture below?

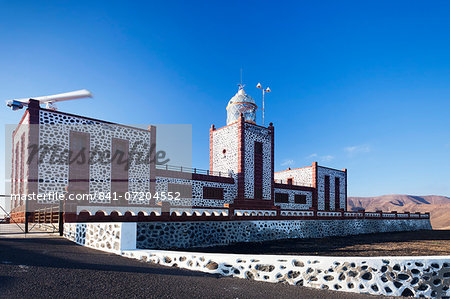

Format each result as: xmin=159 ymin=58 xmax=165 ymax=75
xmin=347 ymin=195 xmax=450 ymax=229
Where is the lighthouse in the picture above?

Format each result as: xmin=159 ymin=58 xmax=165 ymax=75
xmin=226 ymin=85 xmax=258 ymax=125
xmin=210 ymin=85 xmax=275 ymax=204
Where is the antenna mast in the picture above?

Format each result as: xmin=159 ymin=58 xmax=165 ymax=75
xmin=240 ymin=68 xmax=243 ymax=86
xmin=238 ymin=68 xmax=245 ymax=90
xmin=256 ymin=83 xmax=271 ymax=127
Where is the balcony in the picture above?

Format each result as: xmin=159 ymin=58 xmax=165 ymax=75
xmin=155 ymin=164 xmax=233 ymax=178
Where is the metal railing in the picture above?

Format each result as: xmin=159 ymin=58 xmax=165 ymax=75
xmin=274 ymin=179 xmax=313 ymax=187
xmin=156 ymin=164 xmax=233 ymax=178
xmin=0 ymin=195 xmax=61 ymax=234
xmin=0 ymin=195 xmax=10 ymax=222
xmin=30 ymin=206 xmax=60 ymax=233
xmin=33 ymin=206 xmax=59 ymax=224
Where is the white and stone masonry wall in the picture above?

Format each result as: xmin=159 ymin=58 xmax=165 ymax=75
xmin=317 ymin=166 xmax=346 ymax=211
xmin=64 ymin=219 xmax=445 ymax=298
xmin=64 ymin=222 xmax=136 ymax=252
xmin=154 ymin=175 xmax=237 ymax=207
xmin=212 ymin=123 xmax=239 ymax=174
xmin=273 ymin=188 xmax=313 ymax=210
xmin=38 ymin=110 xmax=151 ymax=204
xmin=135 ymin=219 xmax=431 ymax=249
xmin=274 ymin=167 xmax=313 ymax=187
xmin=122 ymin=250 xmax=450 ymax=298
xmin=244 ymin=123 xmax=272 ymax=200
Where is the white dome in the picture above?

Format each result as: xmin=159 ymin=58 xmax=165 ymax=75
xmin=226 ymin=87 xmax=257 ymax=125
xmin=227 ymin=87 xmax=256 ymax=107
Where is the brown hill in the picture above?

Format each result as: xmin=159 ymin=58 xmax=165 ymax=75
xmin=347 ymin=195 xmax=450 ymax=229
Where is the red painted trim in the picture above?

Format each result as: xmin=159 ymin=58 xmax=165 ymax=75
xmin=68 ymin=131 xmax=90 ymax=197
xmin=209 ymin=124 xmax=215 ymax=172
xmin=335 ymin=176 xmax=340 ymax=211
xmin=19 ymin=134 xmax=25 ymax=203
xmin=343 ymin=168 xmax=348 ymax=211
xmin=63 ymin=210 xmax=431 ymax=223
xmin=111 ymin=137 xmax=129 ymax=206
xmin=149 ymin=126 xmax=156 ymax=205
xmin=253 ymin=141 xmax=263 ymax=199
xmin=237 ymin=114 xmax=245 ymax=199
xmin=312 ymin=162 xmax=318 ymax=210
xmin=26 ymin=102 xmax=40 ymax=212
xmin=12 ymin=110 xmax=29 ymax=139
xmin=324 ymin=175 xmax=331 ymax=210
xmin=269 ymin=123 xmax=275 ymax=204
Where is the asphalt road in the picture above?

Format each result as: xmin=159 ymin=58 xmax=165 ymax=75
xmin=0 ymin=235 xmax=389 ymax=299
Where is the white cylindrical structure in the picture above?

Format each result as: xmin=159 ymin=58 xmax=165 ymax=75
xmin=226 ymin=87 xmax=257 ymax=125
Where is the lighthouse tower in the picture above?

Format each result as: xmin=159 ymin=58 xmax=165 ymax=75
xmin=209 ymin=86 xmax=275 ymax=206
xmin=226 ymin=85 xmax=257 ymax=125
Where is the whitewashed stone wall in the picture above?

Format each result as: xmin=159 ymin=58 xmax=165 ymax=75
xmin=155 ymin=175 xmax=237 ymax=207
xmin=64 ymin=222 xmax=136 ymax=252
xmin=123 ymin=250 xmax=450 ymax=298
xmin=63 ymin=219 xmax=445 ymax=298
xmin=75 ymin=205 xmax=162 ymax=216
xmin=274 ymin=167 xmax=313 ymax=187
xmin=211 ymin=123 xmax=238 ymax=174
xmin=135 ymin=219 xmax=431 ymax=249
xmin=273 ymin=188 xmax=313 ymax=210
xmin=317 ymin=166 xmax=346 ymax=211
xmin=244 ymin=123 xmax=272 ymax=200
xmin=38 ymin=110 xmax=151 ymax=204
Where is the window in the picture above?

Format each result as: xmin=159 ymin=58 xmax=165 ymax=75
xmin=324 ymin=175 xmax=330 ymax=210
xmin=335 ymin=177 xmax=340 ymax=210
xmin=255 ymin=142 xmax=263 ymax=155
xmin=19 ymin=134 xmax=25 ymax=198
xmin=294 ymin=194 xmax=307 ymax=204
xmin=275 ymin=192 xmax=289 ymax=203
xmin=69 ymin=131 xmax=90 ymax=195
xmin=203 ymin=187 xmax=224 ymax=200
xmin=287 ymin=178 xmax=293 ymax=185
xmin=254 ymin=188 xmax=263 ymax=200
xmin=168 ymin=183 xmax=192 ymax=198
xmin=254 ymin=141 xmax=263 ymax=199
xmin=14 ymin=143 xmax=19 ymax=199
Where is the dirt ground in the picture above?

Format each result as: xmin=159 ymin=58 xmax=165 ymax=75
xmin=188 ymin=230 xmax=450 ymax=256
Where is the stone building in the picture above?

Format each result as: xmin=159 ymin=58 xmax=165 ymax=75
xmin=9 ymin=86 xmax=430 ymax=245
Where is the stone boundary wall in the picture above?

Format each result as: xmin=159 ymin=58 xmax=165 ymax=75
xmin=136 ymin=219 xmax=432 ymax=249
xmin=122 ymin=250 xmax=450 ymax=298
xmin=63 ymin=221 xmax=448 ymax=298
xmin=64 ymin=222 xmax=136 ymax=252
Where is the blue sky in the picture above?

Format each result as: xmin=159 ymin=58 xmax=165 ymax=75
xmin=0 ymin=1 xmax=449 ymax=197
